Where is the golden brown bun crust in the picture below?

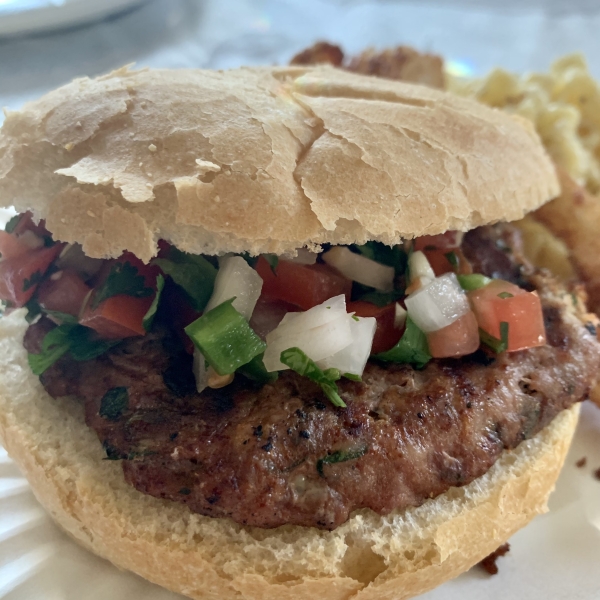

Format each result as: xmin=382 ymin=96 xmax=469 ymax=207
xmin=0 ymin=65 xmax=558 ymax=262
xmin=0 ymin=310 xmax=578 ymax=600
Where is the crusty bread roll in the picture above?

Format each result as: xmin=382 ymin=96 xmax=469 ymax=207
xmin=0 ymin=65 xmax=558 ymax=262
xmin=0 ymin=309 xmax=579 ymax=600
xmin=0 ymin=66 xmax=570 ymax=599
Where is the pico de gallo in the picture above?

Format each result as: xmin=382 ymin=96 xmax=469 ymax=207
xmin=0 ymin=213 xmax=547 ymax=408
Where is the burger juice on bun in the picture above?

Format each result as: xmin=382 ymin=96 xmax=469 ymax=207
xmin=0 ymin=66 xmax=598 ymax=600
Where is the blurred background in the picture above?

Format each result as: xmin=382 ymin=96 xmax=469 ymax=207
xmin=2 ymin=0 xmax=600 ymax=125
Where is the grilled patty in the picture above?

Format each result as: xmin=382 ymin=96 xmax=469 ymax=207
xmin=25 ymin=225 xmax=600 ymax=529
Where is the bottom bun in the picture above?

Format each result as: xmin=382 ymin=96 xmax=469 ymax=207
xmin=0 ymin=310 xmax=579 ymax=600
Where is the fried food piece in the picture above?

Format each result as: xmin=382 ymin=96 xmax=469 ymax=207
xmin=531 ymin=170 xmax=600 ymax=409
xmin=290 ymin=42 xmax=444 ymax=89
xmin=347 ymin=46 xmax=445 ymax=89
xmin=514 ymin=215 xmax=575 ymax=281
xmin=290 ymin=42 xmax=344 ymax=67
xmin=534 ymin=168 xmax=600 ymax=314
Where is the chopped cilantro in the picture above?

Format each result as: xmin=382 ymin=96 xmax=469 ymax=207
xmin=154 ymin=248 xmax=216 ymax=312
xmin=497 ymin=292 xmax=514 ymax=299
xmin=352 ymin=283 xmax=404 ymax=307
xmin=4 ymin=214 xmax=21 ymax=234
xmin=352 ymin=242 xmax=407 ymax=275
xmin=263 ymin=254 xmax=279 ymax=274
xmin=445 ymin=251 xmax=459 ymax=269
xmin=28 ymin=326 xmax=71 ymax=376
xmin=28 ymin=324 xmax=120 ymax=376
xmin=374 ymin=316 xmax=431 ymax=368
xmin=92 ymin=261 xmax=153 ymax=309
xmin=99 ymin=387 xmax=129 ymax=422
xmin=238 ymin=353 xmax=278 ymax=384
xmin=143 ymin=274 xmax=165 ymax=332
xmin=479 ymin=322 xmax=509 ymax=354
xmin=316 ymin=445 xmax=368 ymax=477
xmin=280 ymin=347 xmax=346 ymax=407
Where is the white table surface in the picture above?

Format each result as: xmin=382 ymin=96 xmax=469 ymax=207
xmin=0 ymin=1 xmax=599 ymax=599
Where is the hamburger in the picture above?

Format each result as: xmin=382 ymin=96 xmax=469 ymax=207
xmin=0 ymin=65 xmax=599 ymax=600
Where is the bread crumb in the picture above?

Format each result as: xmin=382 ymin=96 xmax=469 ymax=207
xmin=576 ymin=457 xmax=587 ymax=468
xmin=479 ymin=543 xmax=510 ymax=575
xmin=148 ymin=144 xmax=157 ymax=152
xmin=64 ymin=142 xmax=74 ymax=151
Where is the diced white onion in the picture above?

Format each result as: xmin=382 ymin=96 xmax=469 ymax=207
xmin=405 ymin=273 xmax=470 ymax=333
xmin=193 ymin=348 xmax=208 ymax=394
xmin=317 ymin=316 xmax=376 ymax=376
xmin=408 ymin=251 xmax=435 ymax=283
xmin=204 ymin=256 xmax=263 ymax=321
xmin=264 ymin=315 xmax=352 ymax=372
xmin=322 ymin=247 xmax=394 ymax=292
xmin=394 ymin=303 xmax=407 ymax=329
xmin=263 ymin=295 xmax=352 ymax=372
xmin=271 ymin=294 xmax=347 ymax=338
xmin=288 ymin=249 xmax=319 ymax=265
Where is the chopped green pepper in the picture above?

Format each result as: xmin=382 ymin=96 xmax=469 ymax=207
xmin=457 ymin=274 xmax=492 ymax=291
xmin=185 ymin=299 xmax=266 ymax=375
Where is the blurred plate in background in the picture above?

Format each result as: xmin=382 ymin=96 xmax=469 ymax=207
xmin=0 ymin=0 xmax=149 ymax=37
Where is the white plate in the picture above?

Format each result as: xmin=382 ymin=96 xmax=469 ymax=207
xmin=0 ymin=0 xmax=149 ymax=37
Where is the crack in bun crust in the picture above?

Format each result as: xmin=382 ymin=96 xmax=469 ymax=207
xmin=0 ymin=65 xmax=558 ymax=262
xmin=0 ymin=310 xmax=579 ymax=600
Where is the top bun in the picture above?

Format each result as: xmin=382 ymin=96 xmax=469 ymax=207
xmin=0 ymin=65 xmax=559 ymax=262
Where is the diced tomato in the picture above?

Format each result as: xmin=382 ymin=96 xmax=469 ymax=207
xmin=427 ymin=311 xmax=480 ymax=358
xmin=256 ymin=257 xmax=352 ymax=311
xmin=421 ymin=248 xmax=472 ymax=278
xmin=469 ymin=280 xmax=546 ymax=352
xmin=347 ymin=301 xmax=401 ymax=354
xmin=37 ymin=269 xmax=92 ymax=317
xmin=414 ymin=231 xmax=463 ymax=252
xmin=0 ymin=231 xmax=34 ymax=260
xmin=0 ymin=244 xmax=62 ymax=307
xmin=422 ymin=249 xmax=455 ymax=277
xmin=80 ymin=294 xmax=153 ymax=339
xmin=13 ymin=212 xmax=50 ymax=239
